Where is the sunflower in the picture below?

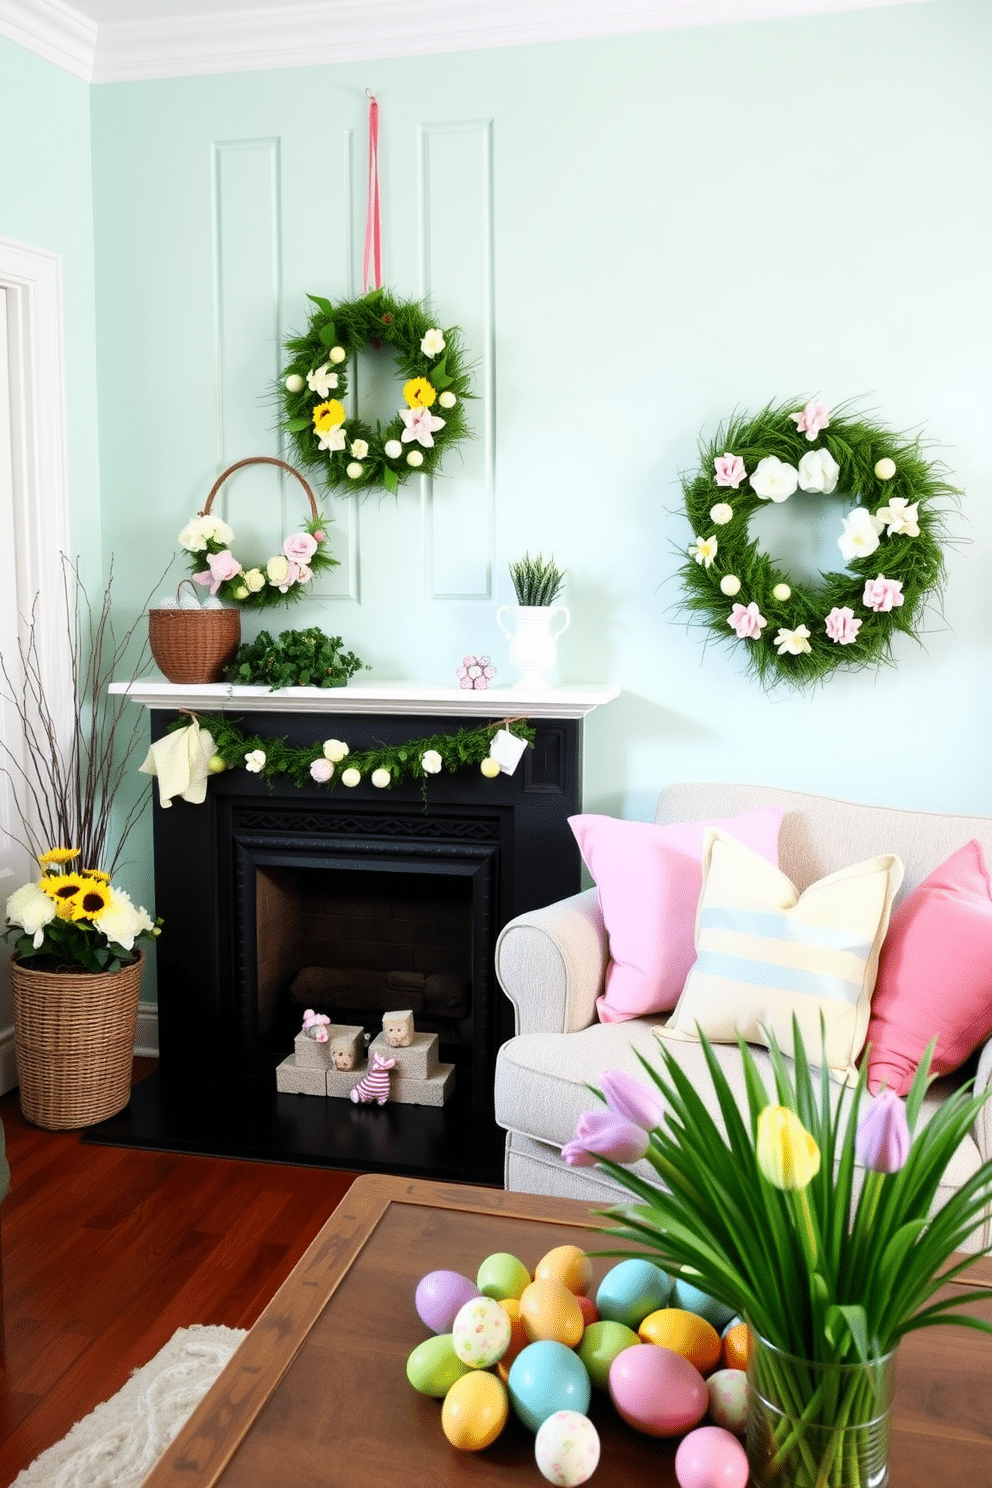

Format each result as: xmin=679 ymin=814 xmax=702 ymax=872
xmin=38 ymin=847 xmax=80 ymax=868
xmin=82 ymin=868 xmax=111 ymax=883
xmin=75 ymin=874 xmax=114 ymax=919
xmin=39 ymin=873 xmax=87 ymax=919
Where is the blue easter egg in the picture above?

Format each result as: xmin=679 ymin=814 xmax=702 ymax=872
xmin=595 ymin=1259 xmax=671 ymax=1329
xmin=507 ymin=1340 xmax=591 ymax=1432
xmin=671 ymin=1277 xmax=738 ymax=1332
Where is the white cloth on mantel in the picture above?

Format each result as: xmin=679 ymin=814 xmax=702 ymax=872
xmin=139 ymin=722 xmax=214 ymax=808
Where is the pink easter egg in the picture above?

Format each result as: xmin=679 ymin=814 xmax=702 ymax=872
xmin=415 ymin=1270 xmax=481 ymax=1333
xmin=675 ymin=1425 xmax=749 ymax=1488
xmin=608 ymin=1343 xmax=707 ymax=1438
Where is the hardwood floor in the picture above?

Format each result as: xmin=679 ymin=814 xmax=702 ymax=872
xmin=0 ymin=1061 xmax=355 ymax=1485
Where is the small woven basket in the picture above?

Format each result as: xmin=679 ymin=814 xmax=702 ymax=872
xmin=12 ymin=953 xmax=143 ymax=1130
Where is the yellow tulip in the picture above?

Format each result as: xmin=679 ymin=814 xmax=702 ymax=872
xmin=756 ymin=1106 xmax=821 ymax=1191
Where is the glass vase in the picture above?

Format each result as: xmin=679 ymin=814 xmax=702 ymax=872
xmin=746 ymin=1334 xmax=898 ymax=1488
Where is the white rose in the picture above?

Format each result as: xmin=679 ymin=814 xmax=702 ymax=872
xmin=838 ymin=508 xmax=884 ymax=563
xmin=178 ymin=517 xmax=210 ymax=552
xmin=421 ymin=328 xmax=446 ymax=357
xmin=750 ymin=456 xmax=799 ymax=503
xmin=243 ymin=568 xmax=266 ymax=593
xmin=266 ymin=555 xmax=291 ymax=588
xmin=798 ymin=448 xmax=840 ymax=494
xmin=350 ymin=440 xmax=369 ymax=459
xmin=421 ymin=749 xmax=443 ymax=775
xmin=94 ymin=888 xmax=153 ymax=953
xmin=5 ymin=881 xmax=57 ymax=948
xmin=322 ymin=739 xmax=350 ymax=763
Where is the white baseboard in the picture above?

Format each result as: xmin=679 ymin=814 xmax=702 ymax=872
xmin=0 ymin=1002 xmax=160 ymax=1097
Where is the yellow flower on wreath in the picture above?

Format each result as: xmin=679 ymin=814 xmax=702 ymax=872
xmin=38 ymin=847 xmax=79 ymax=867
xmin=403 ymin=377 xmax=436 ymax=409
xmin=312 ymin=398 xmax=346 ymax=433
xmin=39 ymin=872 xmax=87 ymax=919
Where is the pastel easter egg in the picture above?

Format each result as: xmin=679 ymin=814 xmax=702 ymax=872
xmin=675 ymin=1424 xmax=749 ymax=1488
xmin=415 ymin=1270 xmax=480 ymax=1333
xmin=639 ymin=1308 xmax=722 ymax=1376
xmin=608 ymin=1343 xmax=707 ymax=1438
xmin=722 ymin=1321 xmax=752 ymax=1371
xmin=508 ymin=1340 xmax=591 ymax=1432
xmin=534 ymin=1244 xmax=593 ymax=1296
xmin=478 ymin=1251 xmax=531 ymax=1301
xmin=576 ymin=1295 xmax=599 ymax=1329
xmin=534 ymin=1410 xmax=601 ymax=1486
xmin=452 ymin=1295 xmax=512 ymax=1367
xmin=595 ymin=1258 xmax=671 ymax=1329
xmin=405 ymin=1334 xmax=472 ymax=1396
xmin=671 ymin=1278 xmax=738 ymax=1332
xmin=441 ymin=1370 xmax=509 ymax=1451
xmin=577 ymin=1319 xmax=639 ymax=1390
xmin=496 ymin=1297 xmax=530 ymax=1381
xmin=519 ymin=1277 xmax=584 ymax=1347
xmin=706 ymin=1368 xmax=749 ymax=1435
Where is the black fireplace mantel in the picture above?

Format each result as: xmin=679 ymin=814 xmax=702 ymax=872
xmin=101 ymin=680 xmax=618 ymax=1183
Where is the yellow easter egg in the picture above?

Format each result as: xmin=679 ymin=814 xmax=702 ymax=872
xmin=519 ymin=1278 xmax=585 ymax=1348
xmin=497 ymin=1297 xmax=530 ymax=1381
xmin=722 ymin=1321 xmax=752 ymax=1371
xmin=638 ymin=1307 xmax=722 ymax=1376
xmin=441 ymin=1369 xmax=509 ymax=1451
xmin=534 ymin=1243 xmax=594 ymax=1297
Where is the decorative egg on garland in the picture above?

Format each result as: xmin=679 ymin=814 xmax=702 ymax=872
xmin=677 ymin=397 xmax=959 ymax=690
xmin=279 ymin=287 xmax=473 ymax=496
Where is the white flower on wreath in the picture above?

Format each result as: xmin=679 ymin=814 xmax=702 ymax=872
xmin=421 ymin=328 xmax=445 ymax=357
xmin=245 ymin=749 xmax=267 ymax=773
xmin=179 ymin=514 xmax=234 ymax=551
xmin=837 ymin=508 xmax=883 ymax=563
xmin=421 ymin=749 xmax=443 ymax=775
xmin=875 ymin=496 xmax=920 ymax=537
xmin=307 ymin=363 xmax=339 ymax=398
xmin=243 ymin=568 xmax=266 ymax=593
xmin=750 ymin=456 xmax=799 ymax=503
xmin=266 ymin=554 xmax=292 ymax=590
xmin=691 ymin=535 xmax=718 ymax=569
xmin=798 ymin=448 xmax=840 ymax=495
xmin=316 ymin=424 xmax=347 ymax=453
xmin=350 ymin=439 xmax=369 ymax=459
xmin=774 ymin=624 xmax=812 ymax=656
xmin=322 ymin=739 xmax=350 ymax=763
xmin=5 ymin=881 xmax=56 ymax=947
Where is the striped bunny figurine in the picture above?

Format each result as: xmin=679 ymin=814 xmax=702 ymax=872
xmin=350 ymin=1050 xmax=396 ymax=1105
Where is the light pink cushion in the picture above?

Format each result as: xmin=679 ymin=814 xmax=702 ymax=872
xmin=867 ymin=839 xmax=992 ymax=1096
xmin=568 ymin=806 xmax=783 ymax=1024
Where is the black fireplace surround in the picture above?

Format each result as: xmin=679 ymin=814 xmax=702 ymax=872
xmin=91 ymin=706 xmax=585 ymax=1185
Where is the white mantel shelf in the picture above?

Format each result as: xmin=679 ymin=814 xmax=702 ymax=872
xmin=109 ymin=679 xmax=620 ymax=720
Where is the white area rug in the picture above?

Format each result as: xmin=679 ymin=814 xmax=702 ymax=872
xmin=13 ymin=1324 xmax=247 ymax=1488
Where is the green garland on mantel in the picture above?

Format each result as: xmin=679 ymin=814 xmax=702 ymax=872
xmin=168 ymin=712 xmax=535 ymax=792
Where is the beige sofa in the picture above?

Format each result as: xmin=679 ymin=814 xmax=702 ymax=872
xmin=493 ymin=782 xmax=992 ymax=1252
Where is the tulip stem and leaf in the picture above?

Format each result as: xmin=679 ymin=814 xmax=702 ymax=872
xmin=565 ymin=1021 xmax=992 ymax=1488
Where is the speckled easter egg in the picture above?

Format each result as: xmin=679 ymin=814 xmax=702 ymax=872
xmin=415 ymin=1270 xmax=480 ymax=1333
xmin=477 ymin=1251 xmax=531 ymax=1301
xmin=534 ymin=1244 xmax=594 ymax=1296
xmin=577 ymin=1320 xmax=640 ymax=1390
xmin=675 ymin=1425 xmax=749 ymax=1488
xmin=405 ymin=1334 xmax=472 ymax=1396
xmin=534 ymin=1410 xmax=601 ymax=1486
xmin=452 ymin=1295 xmax=512 ymax=1367
xmin=441 ymin=1370 xmax=509 ymax=1451
xmin=519 ymin=1277 xmax=584 ymax=1347
xmin=508 ymin=1340 xmax=592 ymax=1432
xmin=638 ymin=1308 xmax=722 ymax=1375
xmin=706 ymin=1368 xmax=748 ymax=1435
xmin=671 ymin=1278 xmax=738 ymax=1332
xmin=595 ymin=1258 xmax=670 ymax=1329
xmin=608 ymin=1344 xmax=707 ymax=1438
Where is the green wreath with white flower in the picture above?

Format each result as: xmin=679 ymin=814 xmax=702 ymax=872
xmin=279 ymin=288 xmax=472 ymax=496
xmin=678 ymin=398 xmax=958 ymax=689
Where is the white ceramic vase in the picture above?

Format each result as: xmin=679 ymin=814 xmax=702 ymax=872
xmin=496 ymin=604 xmax=571 ymax=689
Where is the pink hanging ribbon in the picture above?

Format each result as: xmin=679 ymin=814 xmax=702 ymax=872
xmin=363 ymin=92 xmax=382 ymax=294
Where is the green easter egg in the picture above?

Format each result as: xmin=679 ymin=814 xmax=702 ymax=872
xmin=577 ymin=1319 xmax=640 ymax=1390
xmin=477 ymin=1251 xmax=531 ymax=1301
xmin=406 ymin=1334 xmax=472 ymax=1397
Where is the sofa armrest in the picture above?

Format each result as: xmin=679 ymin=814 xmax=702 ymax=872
xmin=972 ymin=1037 xmax=992 ymax=1163
xmin=495 ymin=888 xmax=608 ymax=1036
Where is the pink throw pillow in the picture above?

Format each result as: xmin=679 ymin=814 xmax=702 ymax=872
xmin=568 ymin=806 xmax=783 ymax=1024
xmin=866 ymin=839 xmax=992 ymax=1096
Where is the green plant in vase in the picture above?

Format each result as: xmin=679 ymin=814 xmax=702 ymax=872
xmin=563 ymin=1023 xmax=992 ymax=1488
xmin=508 ymin=552 xmax=566 ymax=607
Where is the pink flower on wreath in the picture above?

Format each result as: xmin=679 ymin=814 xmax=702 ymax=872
xmin=401 ymin=404 xmax=446 ymax=448
xmin=825 ymin=606 xmax=862 ymax=645
xmin=791 ymin=400 xmax=831 ymax=441
xmin=193 ymin=549 xmax=243 ymax=595
xmin=309 ymin=758 xmax=334 ymax=783
xmin=863 ymin=574 xmax=905 ymax=613
xmin=284 ymin=531 xmax=319 ymax=565
xmin=728 ymin=601 xmax=767 ymax=640
xmin=714 ymin=453 xmax=747 ymax=488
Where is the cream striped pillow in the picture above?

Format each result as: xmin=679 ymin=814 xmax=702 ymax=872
xmin=656 ymin=828 xmax=903 ymax=1084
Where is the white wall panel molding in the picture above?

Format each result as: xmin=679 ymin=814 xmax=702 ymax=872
xmin=1 ymin=0 xmax=933 ymax=84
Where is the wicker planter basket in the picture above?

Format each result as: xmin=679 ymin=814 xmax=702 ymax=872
xmin=11 ymin=952 xmax=143 ymax=1130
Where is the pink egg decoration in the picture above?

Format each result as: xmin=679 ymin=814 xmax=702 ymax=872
xmin=675 ymin=1425 xmax=749 ymax=1488
xmin=608 ymin=1343 xmax=707 ymax=1438
xmin=415 ymin=1270 xmax=481 ymax=1333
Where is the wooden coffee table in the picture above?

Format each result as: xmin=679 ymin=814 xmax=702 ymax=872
xmin=143 ymin=1174 xmax=992 ymax=1487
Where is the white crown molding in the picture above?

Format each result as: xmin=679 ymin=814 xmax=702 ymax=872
xmin=1 ymin=0 xmax=933 ymax=85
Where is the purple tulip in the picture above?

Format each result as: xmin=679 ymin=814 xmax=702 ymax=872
xmin=561 ymin=1140 xmax=598 ymax=1168
xmin=856 ymin=1089 xmax=911 ymax=1174
xmin=599 ymin=1069 xmax=665 ymax=1132
xmin=571 ymin=1108 xmax=651 ymax=1165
